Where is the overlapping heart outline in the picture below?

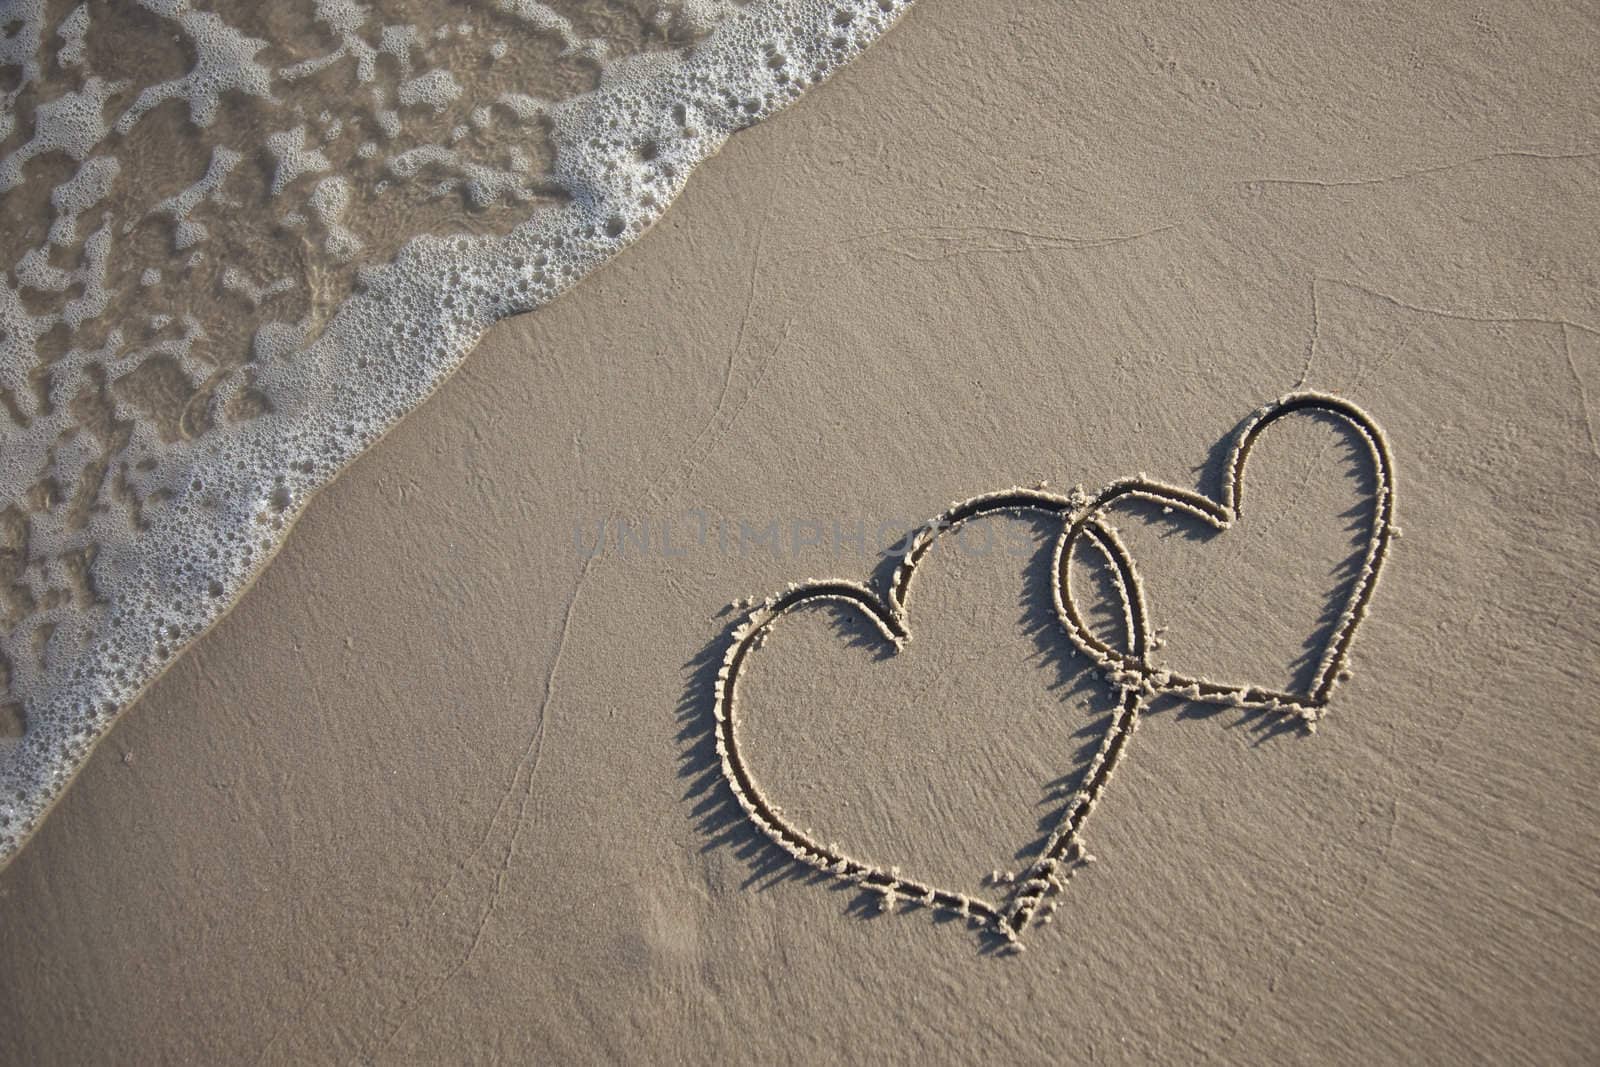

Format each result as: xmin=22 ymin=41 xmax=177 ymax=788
xmin=713 ymin=489 xmax=1149 ymax=946
xmin=1056 ymin=392 xmax=1398 ymax=722
xmin=708 ymin=391 xmax=1397 ymax=947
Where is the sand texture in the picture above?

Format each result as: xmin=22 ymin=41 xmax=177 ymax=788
xmin=3 ymin=0 xmax=1599 ymax=1062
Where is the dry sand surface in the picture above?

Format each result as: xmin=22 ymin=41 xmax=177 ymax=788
xmin=3 ymin=0 xmax=1599 ymax=1062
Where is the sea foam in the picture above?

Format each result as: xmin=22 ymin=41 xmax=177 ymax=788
xmin=0 ymin=0 xmax=910 ymax=867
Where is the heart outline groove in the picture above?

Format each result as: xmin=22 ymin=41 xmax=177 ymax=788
xmin=713 ymin=489 xmax=1150 ymax=948
xmin=707 ymin=390 xmax=1397 ymax=947
xmin=1056 ymin=391 xmax=1398 ymax=724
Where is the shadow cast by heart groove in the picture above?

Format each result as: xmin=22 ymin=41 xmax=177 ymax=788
xmin=687 ymin=391 xmax=1398 ymax=950
xmin=1057 ymin=393 xmax=1398 ymax=722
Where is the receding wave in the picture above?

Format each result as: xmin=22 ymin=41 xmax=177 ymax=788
xmin=0 ymin=0 xmax=910 ymax=866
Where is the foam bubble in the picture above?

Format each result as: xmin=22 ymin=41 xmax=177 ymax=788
xmin=0 ymin=0 xmax=912 ymax=866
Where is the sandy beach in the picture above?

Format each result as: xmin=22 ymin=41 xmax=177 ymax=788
xmin=2 ymin=0 xmax=1598 ymax=1062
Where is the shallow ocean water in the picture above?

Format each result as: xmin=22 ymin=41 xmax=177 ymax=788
xmin=0 ymin=0 xmax=910 ymax=865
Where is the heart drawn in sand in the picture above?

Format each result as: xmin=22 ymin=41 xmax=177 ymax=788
xmin=706 ymin=391 xmax=1397 ymax=947
xmin=714 ymin=490 xmax=1150 ymax=946
xmin=1056 ymin=393 xmax=1398 ymax=723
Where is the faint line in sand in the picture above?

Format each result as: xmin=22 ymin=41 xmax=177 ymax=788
xmin=1243 ymin=146 xmax=1600 ymax=191
xmin=1293 ymin=276 xmax=1321 ymax=389
xmin=366 ymin=559 xmax=592 ymax=1062
xmin=815 ymin=221 xmax=1185 ymax=262
xmin=651 ymin=226 xmax=766 ymax=506
xmin=1560 ymin=324 xmax=1600 ymax=471
xmin=369 ymin=306 xmax=793 ymax=1054
xmin=1310 ymin=278 xmax=1600 ymax=477
xmin=1316 ymin=276 xmax=1600 ymax=339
